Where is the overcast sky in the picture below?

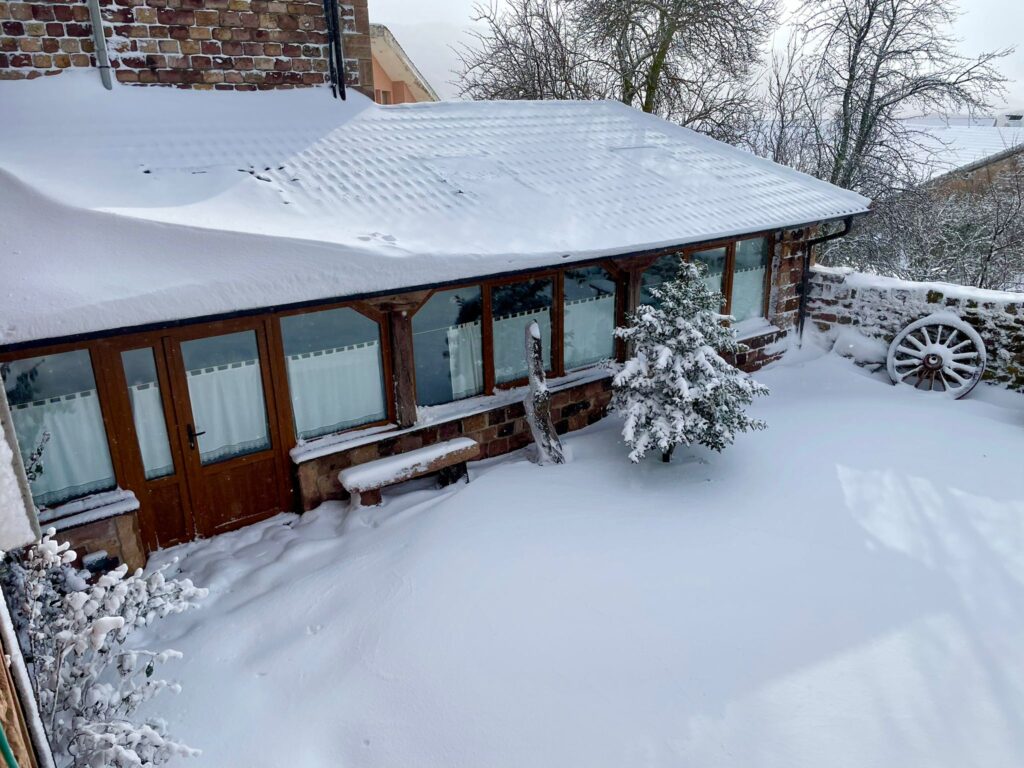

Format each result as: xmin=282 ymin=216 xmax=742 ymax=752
xmin=369 ymin=0 xmax=1024 ymax=109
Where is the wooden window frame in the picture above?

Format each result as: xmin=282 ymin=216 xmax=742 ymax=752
xmin=636 ymin=231 xmax=777 ymax=325
xmin=485 ymin=269 xmax=561 ymax=392
xmin=272 ymin=300 xmax=396 ymax=443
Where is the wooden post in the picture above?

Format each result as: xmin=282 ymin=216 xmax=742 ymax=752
xmin=388 ymin=309 xmax=418 ymax=428
xmin=359 ymin=291 xmax=431 ymax=429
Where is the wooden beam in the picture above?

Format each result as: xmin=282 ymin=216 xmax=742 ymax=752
xmin=388 ymin=309 xmax=418 ymax=428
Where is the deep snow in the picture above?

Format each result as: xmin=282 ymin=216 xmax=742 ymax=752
xmin=137 ymin=348 xmax=1024 ymax=768
xmin=0 ymin=73 xmax=867 ymax=346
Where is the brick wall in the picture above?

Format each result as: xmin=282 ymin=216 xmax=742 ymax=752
xmin=808 ymin=266 xmax=1024 ymax=391
xmin=0 ymin=0 xmax=373 ymax=92
xmin=297 ymin=376 xmax=614 ymax=510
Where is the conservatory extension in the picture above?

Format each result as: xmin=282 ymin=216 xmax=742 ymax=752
xmin=0 ymin=74 xmax=869 ymax=566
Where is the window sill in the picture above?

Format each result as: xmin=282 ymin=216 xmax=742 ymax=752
xmin=734 ymin=317 xmax=780 ymax=341
xmin=38 ymin=488 xmax=140 ymax=532
xmin=290 ymin=365 xmax=613 ymax=465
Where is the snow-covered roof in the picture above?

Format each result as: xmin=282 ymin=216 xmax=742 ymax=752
xmin=0 ymin=72 xmax=868 ymax=347
xmin=905 ymin=123 xmax=1024 ymax=180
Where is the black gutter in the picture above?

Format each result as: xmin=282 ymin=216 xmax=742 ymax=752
xmin=797 ymin=215 xmax=855 ymax=340
xmin=0 ymin=218 xmax=863 ymax=355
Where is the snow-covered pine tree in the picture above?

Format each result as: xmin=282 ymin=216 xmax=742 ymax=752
xmin=613 ymin=259 xmax=769 ymax=463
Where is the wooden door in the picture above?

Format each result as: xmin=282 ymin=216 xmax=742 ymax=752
xmin=95 ymin=339 xmax=196 ymax=550
xmin=164 ymin=321 xmax=290 ymax=538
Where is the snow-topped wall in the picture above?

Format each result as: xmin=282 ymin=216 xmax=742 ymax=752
xmin=0 ymin=0 xmax=371 ymax=92
xmin=809 ymin=266 xmax=1024 ymax=391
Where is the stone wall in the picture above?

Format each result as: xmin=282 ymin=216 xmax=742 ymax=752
xmin=297 ymin=376 xmax=614 ymax=510
xmin=0 ymin=0 xmax=373 ymax=92
xmin=808 ymin=266 xmax=1024 ymax=390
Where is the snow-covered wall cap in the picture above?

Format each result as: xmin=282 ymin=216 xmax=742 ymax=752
xmin=0 ymin=72 xmax=869 ymax=346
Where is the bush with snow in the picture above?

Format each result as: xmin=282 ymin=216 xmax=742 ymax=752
xmin=1 ymin=530 xmax=207 ymax=767
xmin=613 ymin=259 xmax=769 ymax=463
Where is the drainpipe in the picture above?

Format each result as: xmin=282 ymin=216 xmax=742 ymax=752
xmin=86 ymin=0 xmax=112 ymax=90
xmin=798 ymin=215 xmax=854 ymax=342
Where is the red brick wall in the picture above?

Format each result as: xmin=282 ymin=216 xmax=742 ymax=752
xmin=0 ymin=0 xmax=373 ymax=92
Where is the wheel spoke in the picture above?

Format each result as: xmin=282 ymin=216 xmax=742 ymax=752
xmin=921 ymin=326 xmax=932 ymax=345
xmin=896 ymin=345 xmax=924 ymax=359
xmin=905 ymin=334 xmax=926 ymax=351
xmin=899 ymin=365 xmax=924 ymax=382
xmin=943 ymin=367 xmax=967 ymax=386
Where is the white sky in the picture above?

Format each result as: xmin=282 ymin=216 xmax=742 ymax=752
xmin=369 ymin=0 xmax=1024 ymax=109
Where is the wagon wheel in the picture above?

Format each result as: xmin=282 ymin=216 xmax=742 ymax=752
xmin=886 ymin=315 xmax=986 ymax=399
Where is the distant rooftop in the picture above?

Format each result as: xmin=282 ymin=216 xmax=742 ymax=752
xmin=904 ymin=122 xmax=1024 ymax=180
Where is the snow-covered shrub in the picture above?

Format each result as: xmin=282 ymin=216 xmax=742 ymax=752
xmin=613 ymin=260 xmax=769 ymax=463
xmin=1 ymin=530 xmax=207 ymax=767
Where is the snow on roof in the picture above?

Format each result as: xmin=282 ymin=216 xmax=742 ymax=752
xmin=0 ymin=72 xmax=868 ymax=347
xmin=904 ymin=122 xmax=1024 ymax=180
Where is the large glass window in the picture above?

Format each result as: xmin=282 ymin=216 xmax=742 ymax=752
xmin=564 ymin=266 xmax=616 ymax=369
xmin=692 ymin=246 xmax=727 ymax=302
xmin=640 ymin=254 xmax=681 ymax=307
xmin=492 ymin=278 xmax=553 ymax=385
xmin=122 ymin=348 xmax=174 ymax=480
xmin=280 ymin=308 xmax=387 ymax=440
xmin=413 ymin=287 xmax=484 ymax=406
xmin=2 ymin=350 xmax=116 ymax=507
xmin=181 ymin=330 xmax=272 ymax=465
xmin=731 ymin=237 xmax=770 ymax=322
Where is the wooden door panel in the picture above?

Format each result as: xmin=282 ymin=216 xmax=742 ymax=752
xmin=146 ymin=481 xmax=193 ymax=548
xmin=200 ymin=455 xmax=282 ymax=534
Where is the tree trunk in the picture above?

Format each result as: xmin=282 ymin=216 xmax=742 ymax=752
xmin=661 ymin=445 xmax=675 ymax=463
xmin=523 ymin=321 xmax=566 ymax=465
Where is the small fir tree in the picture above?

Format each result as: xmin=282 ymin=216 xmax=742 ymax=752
xmin=613 ymin=260 xmax=769 ymax=463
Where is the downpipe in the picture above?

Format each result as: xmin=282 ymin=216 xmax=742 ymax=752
xmin=797 ymin=216 xmax=854 ymax=344
xmin=86 ymin=0 xmax=112 ymax=90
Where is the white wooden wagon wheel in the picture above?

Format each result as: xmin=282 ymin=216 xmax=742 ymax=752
xmin=886 ymin=314 xmax=987 ymax=399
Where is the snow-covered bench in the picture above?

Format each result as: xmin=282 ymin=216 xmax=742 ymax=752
xmin=338 ymin=437 xmax=481 ymax=507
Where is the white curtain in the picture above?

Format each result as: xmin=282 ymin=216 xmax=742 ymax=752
xmin=286 ymin=341 xmax=386 ymax=440
xmin=564 ymin=295 xmax=615 ymax=369
xmin=127 ymin=383 xmax=174 ymax=479
xmin=9 ymin=390 xmax=115 ymax=507
xmin=446 ymin=321 xmax=484 ymax=399
xmin=186 ymin=360 xmax=271 ymax=464
xmin=493 ymin=308 xmax=551 ymax=383
xmin=731 ymin=267 xmax=767 ymax=322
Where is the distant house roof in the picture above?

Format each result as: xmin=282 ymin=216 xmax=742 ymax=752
xmin=0 ymin=72 xmax=868 ymax=347
xmin=369 ymin=23 xmax=439 ymax=102
xmin=904 ymin=122 xmax=1024 ymax=181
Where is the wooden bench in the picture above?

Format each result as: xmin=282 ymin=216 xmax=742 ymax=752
xmin=338 ymin=437 xmax=481 ymax=507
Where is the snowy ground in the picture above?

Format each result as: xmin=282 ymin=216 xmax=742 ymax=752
xmin=138 ymin=347 xmax=1024 ymax=768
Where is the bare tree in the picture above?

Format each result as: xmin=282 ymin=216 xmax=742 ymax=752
xmin=825 ymin=157 xmax=1024 ymax=291
xmin=456 ymin=0 xmax=778 ymax=142
xmin=770 ymin=0 xmax=1012 ymax=196
xmin=458 ymin=0 xmax=607 ymax=101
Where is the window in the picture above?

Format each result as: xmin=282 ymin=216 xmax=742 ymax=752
xmin=122 ymin=348 xmax=174 ymax=480
xmin=640 ymin=238 xmax=771 ymax=323
xmin=691 ymin=246 xmax=727 ymax=301
xmin=491 ymin=278 xmax=553 ymax=385
xmin=413 ymin=287 xmax=484 ymax=406
xmin=280 ymin=307 xmax=387 ymax=440
xmin=731 ymin=237 xmax=770 ymax=322
xmin=640 ymin=254 xmax=680 ymax=307
xmin=2 ymin=349 xmax=116 ymax=507
xmin=564 ymin=266 xmax=616 ymax=369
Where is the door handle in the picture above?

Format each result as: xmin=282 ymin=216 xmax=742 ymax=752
xmin=186 ymin=423 xmax=206 ymax=450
